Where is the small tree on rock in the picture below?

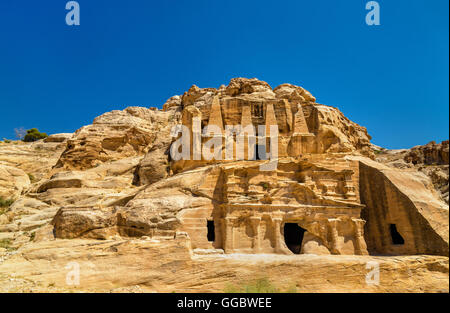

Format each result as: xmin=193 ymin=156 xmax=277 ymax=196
xmin=23 ymin=128 xmax=48 ymax=142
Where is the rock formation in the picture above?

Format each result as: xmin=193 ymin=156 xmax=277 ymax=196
xmin=375 ymin=140 xmax=449 ymax=204
xmin=0 ymin=78 xmax=448 ymax=292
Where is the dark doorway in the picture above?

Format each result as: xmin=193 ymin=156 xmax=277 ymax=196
xmin=284 ymin=223 xmax=306 ymax=254
xmin=255 ymin=144 xmax=267 ymax=160
xmin=389 ymin=224 xmax=405 ymax=245
xmin=207 ymin=220 xmax=215 ymax=242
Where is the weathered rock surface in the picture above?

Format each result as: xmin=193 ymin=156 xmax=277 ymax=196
xmin=0 ymin=238 xmax=447 ymax=293
xmin=376 ymin=141 xmax=449 ymax=204
xmin=44 ymin=133 xmax=73 ymax=143
xmin=29 ymin=157 xmax=143 ymax=209
xmin=0 ymin=139 xmax=68 ymax=184
xmin=55 ymin=107 xmax=177 ymax=171
xmin=0 ymin=139 xmax=71 ymax=249
xmin=348 ymin=155 xmax=449 ymax=256
xmin=0 ymin=165 xmax=30 ymax=200
xmin=405 ymin=140 xmax=449 ymax=165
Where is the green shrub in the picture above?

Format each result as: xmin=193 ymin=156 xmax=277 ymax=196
xmin=0 ymin=239 xmax=16 ymax=251
xmin=0 ymin=197 xmax=14 ymax=209
xmin=23 ymin=128 xmax=48 ymax=142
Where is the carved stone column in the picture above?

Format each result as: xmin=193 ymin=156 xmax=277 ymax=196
xmin=352 ymin=218 xmax=369 ymax=255
xmin=223 ymin=217 xmax=236 ymax=253
xmin=214 ymin=217 xmax=223 ymax=249
xmin=272 ymin=217 xmax=282 ymax=253
xmin=327 ymin=219 xmax=340 ymax=255
xmin=250 ymin=216 xmax=262 ymax=253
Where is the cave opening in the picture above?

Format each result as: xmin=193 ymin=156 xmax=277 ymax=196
xmin=284 ymin=223 xmax=306 ymax=254
xmin=389 ymin=224 xmax=405 ymax=245
xmin=207 ymin=220 xmax=215 ymax=242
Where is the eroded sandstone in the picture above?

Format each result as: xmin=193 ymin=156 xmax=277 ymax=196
xmin=0 ymin=78 xmax=448 ymax=292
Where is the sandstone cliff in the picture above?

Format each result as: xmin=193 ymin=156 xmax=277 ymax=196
xmin=375 ymin=140 xmax=449 ymax=204
xmin=0 ymin=78 xmax=448 ymax=293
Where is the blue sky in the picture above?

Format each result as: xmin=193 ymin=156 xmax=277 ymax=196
xmin=0 ymin=0 xmax=448 ymax=149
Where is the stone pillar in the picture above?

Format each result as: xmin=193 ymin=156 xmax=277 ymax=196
xmin=250 ymin=216 xmax=262 ymax=253
xmin=272 ymin=217 xmax=283 ymax=253
xmin=208 ymin=96 xmax=224 ymax=131
xmin=287 ymin=103 xmax=316 ymax=156
xmin=327 ymin=219 xmax=340 ymax=255
xmin=192 ymin=116 xmax=202 ymax=161
xmin=240 ymin=105 xmax=256 ymax=160
xmin=265 ymin=103 xmax=278 ymax=131
xmin=292 ymin=103 xmax=310 ymax=134
xmin=215 ymin=218 xmax=223 ymax=249
xmin=181 ymin=107 xmax=202 ymax=161
xmin=241 ymin=104 xmax=253 ymax=127
xmin=223 ymin=217 xmax=235 ymax=253
xmin=352 ymin=218 xmax=369 ymax=255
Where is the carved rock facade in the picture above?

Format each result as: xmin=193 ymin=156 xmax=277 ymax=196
xmin=164 ymin=78 xmax=447 ymax=256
